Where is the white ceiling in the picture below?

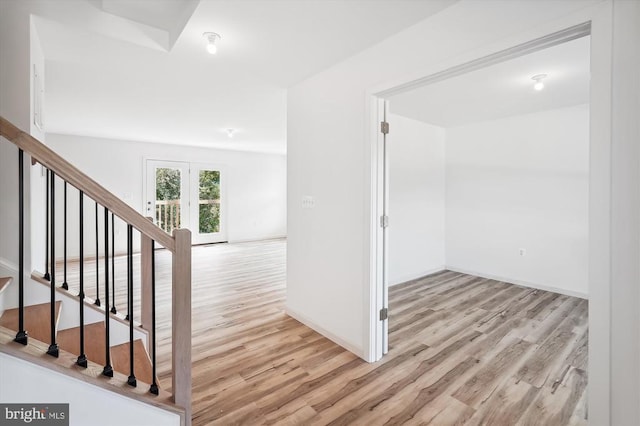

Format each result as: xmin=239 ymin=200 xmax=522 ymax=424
xmin=97 ymin=0 xmax=200 ymax=49
xmin=389 ymin=35 xmax=590 ymax=128
xmin=37 ymin=0 xmax=456 ymax=154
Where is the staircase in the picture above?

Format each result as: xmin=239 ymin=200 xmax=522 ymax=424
xmin=0 ymin=117 xmax=192 ymax=425
xmin=0 ymin=280 xmax=155 ymax=385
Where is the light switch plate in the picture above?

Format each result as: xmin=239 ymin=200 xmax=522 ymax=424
xmin=302 ymin=196 xmax=316 ymax=209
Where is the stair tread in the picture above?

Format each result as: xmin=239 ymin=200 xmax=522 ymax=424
xmin=0 ymin=301 xmax=62 ymax=343
xmin=111 ymin=339 xmax=156 ymax=386
xmin=0 ymin=277 xmax=12 ymax=293
xmin=57 ymin=322 xmax=107 ymax=366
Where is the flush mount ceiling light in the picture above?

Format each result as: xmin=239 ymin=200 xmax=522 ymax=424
xmin=226 ymin=128 xmax=235 ymax=138
xmin=203 ymin=32 xmax=221 ymax=54
xmin=531 ymin=74 xmax=547 ymax=91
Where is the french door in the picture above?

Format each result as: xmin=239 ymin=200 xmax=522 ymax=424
xmin=146 ymin=160 xmax=226 ymax=245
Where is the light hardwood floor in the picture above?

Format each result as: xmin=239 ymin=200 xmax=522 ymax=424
xmin=56 ymin=239 xmax=588 ymax=425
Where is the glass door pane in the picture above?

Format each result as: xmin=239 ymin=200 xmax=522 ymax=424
xmin=198 ymin=170 xmax=220 ymax=234
xmin=146 ymin=160 xmax=190 ymax=238
xmin=156 ymin=167 xmax=183 ymax=233
xmin=190 ymin=164 xmax=226 ymax=244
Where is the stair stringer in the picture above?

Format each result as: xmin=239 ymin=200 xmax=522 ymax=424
xmin=0 ymin=328 xmax=184 ymax=426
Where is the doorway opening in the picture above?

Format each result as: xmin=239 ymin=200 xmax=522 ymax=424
xmin=368 ymin=22 xmax=595 ymax=422
xmin=145 ymin=160 xmax=227 ymax=245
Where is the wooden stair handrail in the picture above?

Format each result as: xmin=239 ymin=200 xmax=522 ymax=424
xmin=1 ymin=116 xmax=191 ymax=423
xmin=0 ymin=116 xmax=175 ymax=251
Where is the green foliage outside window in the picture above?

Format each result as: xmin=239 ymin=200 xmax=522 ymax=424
xmin=155 ymin=168 xmax=181 ymax=231
xmin=199 ymin=170 xmax=220 ymax=234
xmin=156 ymin=168 xmax=181 ymax=200
xmin=154 ymin=167 xmax=220 ymax=234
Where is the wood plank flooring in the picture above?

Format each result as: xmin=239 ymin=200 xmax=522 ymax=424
xmin=55 ymin=239 xmax=588 ymax=425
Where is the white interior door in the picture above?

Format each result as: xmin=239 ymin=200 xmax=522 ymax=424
xmin=189 ymin=163 xmax=227 ymax=244
xmin=146 ymin=160 xmax=190 ymax=241
xmin=373 ymin=97 xmax=390 ymax=361
xmin=381 ymin=100 xmax=390 ymax=355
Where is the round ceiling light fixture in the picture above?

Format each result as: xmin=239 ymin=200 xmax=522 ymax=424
xmin=203 ymin=32 xmax=221 ymax=54
xmin=531 ymin=74 xmax=547 ymax=91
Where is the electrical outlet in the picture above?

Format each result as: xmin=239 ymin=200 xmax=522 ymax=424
xmin=519 ymin=248 xmax=526 ymax=256
xmin=302 ymin=196 xmax=316 ymax=209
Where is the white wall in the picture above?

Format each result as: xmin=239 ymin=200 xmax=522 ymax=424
xmin=0 ymin=353 xmax=180 ymax=426
xmin=608 ymin=0 xmax=640 ymax=423
xmin=445 ymin=104 xmax=589 ymax=297
xmin=1 ymin=1 xmax=36 ymax=274
xmin=287 ymin=0 xmax=601 ymax=359
xmin=1 ymin=4 xmax=60 ymax=276
xmin=287 ymin=5 xmax=640 ymax=423
xmin=387 ymin=114 xmax=445 ymax=285
xmin=46 ymin=133 xmax=287 ymax=258
xmin=29 ymin=17 xmax=48 ymax=276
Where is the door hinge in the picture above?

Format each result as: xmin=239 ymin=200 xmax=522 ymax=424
xmin=380 ymin=215 xmax=389 ymax=228
xmin=380 ymin=121 xmax=389 ymax=135
xmin=379 ymin=308 xmax=388 ymax=321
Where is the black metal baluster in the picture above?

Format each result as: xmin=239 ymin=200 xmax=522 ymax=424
xmin=77 ymin=191 xmax=87 ymax=368
xmin=110 ymin=213 xmax=117 ymax=314
xmin=62 ymin=182 xmax=68 ymax=290
xmin=127 ymin=224 xmax=137 ymax=387
xmin=103 ymin=207 xmax=113 ymax=377
xmin=150 ymin=239 xmax=158 ymax=395
xmin=44 ymin=169 xmax=50 ymax=281
xmin=46 ymin=171 xmax=59 ymax=358
xmin=14 ymin=150 xmax=28 ymax=345
xmin=94 ymin=202 xmax=100 ymax=306
xmin=124 ymin=225 xmax=129 ymax=319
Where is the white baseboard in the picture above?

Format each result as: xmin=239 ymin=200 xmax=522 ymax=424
xmin=227 ymin=235 xmax=287 ymax=244
xmin=285 ymin=305 xmax=365 ymax=360
xmin=445 ymin=265 xmax=588 ymax=300
xmin=390 ymin=266 xmax=446 ymax=287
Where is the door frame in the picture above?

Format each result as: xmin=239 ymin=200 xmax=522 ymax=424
xmin=366 ymin=9 xmax=612 ymax=424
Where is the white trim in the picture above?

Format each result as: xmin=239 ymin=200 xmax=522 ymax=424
xmin=376 ymin=22 xmax=591 ymax=98
xmin=0 ymin=257 xmax=19 ymax=274
xmin=365 ymin=97 xmax=387 ymax=363
xmin=389 ymin=267 xmax=446 ymax=287
xmin=285 ymin=306 xmax=365 ymax=360
xmin=586 ymin=4 xmax=613 ymax=425
xmin=226 ymin=235 xmax=287 ymax=244
xmin=445 ymin=265 xmax=588 ymax=300
xmin=142 ymin=155 xmax=150 ymax=214
xmin=363 ymin=94 xmax=384 ymax=363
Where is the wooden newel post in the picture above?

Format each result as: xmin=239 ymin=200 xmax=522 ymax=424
xmin=140 ymin=218 xmax=154 ymax=345
xmin=172 ymin=228 xmax=192 ymax=425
